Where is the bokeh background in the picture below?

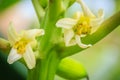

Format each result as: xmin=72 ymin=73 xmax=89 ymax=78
xmin=0 ymin=0 xmax=120 ymax=80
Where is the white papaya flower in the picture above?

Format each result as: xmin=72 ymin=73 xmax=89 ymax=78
xmin=7 ymin=24 xmax=44 ymax=69
xmin=56 ymin=0 xmax=104 ymax=48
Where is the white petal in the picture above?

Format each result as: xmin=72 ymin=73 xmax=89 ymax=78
xmin=91 ymin=9 xmax=104 ymax=33
xmin=98 ymin=9 xmax=104 ymax=18
xmin=64 ymin=29 xmax=76 ymax=46
xmin=8 ymin=23 xmax=19 ymax=45
xmin=77 ymin=0 xmax=95 ymax=18
xmin=73 ymin=12 xmax=83 ymax=20
xmin=7 ymin=48 xmax=22 ymax=64
xmin=75 ymin=35 xmax=92 ymax=48
xmin=91 ymin=9 xmax=104 ymax=24
xmin=56 ymin=18 xmax=77 ymax=29
xmin=23 ymin=29 xmax=45 ymax=40
xmin=23 ymin=45 xmax=36 ymax=69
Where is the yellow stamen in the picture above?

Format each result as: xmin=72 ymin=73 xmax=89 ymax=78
xmin=73 ymin=16 xmax=91 ymax=35
xmin=13 ymin=39 xmax=29 ymax=54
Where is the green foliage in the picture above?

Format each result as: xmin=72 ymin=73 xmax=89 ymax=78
xmin=0 ymin=0 xmax=20 ymax=12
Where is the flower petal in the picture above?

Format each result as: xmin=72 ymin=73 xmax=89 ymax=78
xmin=98 ymin=9 xmax=104 ymax=18
xmin=73 ymin=11 xmax=83 ymax=20
xmin=8 ymin=23 xmax=19 ymax=45
xmin=64 ymin=29 xmax=76 ymax=46
xmin=7 ymin=48 xmax=22 ymax=64
xmin=77 ymin=0 xmax=95 ymax=18
xmin=91 ymin=9 xmax=104 ymax=33
xmin=91 ymin=9 xmax=104 ymax=24
xmin=56 ymin=18 xmax=77 ymax=29
xmin=23 ymin=45 xmax=36 ymax=69
xmin=75 ymin=35 xmax=92 ymax=48
xmin=23 ymin=29 xmax=45 ymax=40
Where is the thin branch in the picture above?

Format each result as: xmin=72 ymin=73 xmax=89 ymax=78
xmin=32 ymin=0 xmax=45 ymax=23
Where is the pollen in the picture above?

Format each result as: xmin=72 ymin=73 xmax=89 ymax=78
xmin=73 ymin=16 xmax=91 ymax=35
xmin=13 ymin=39 xmax=29 ymax=54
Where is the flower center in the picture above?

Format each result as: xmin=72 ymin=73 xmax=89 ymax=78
xmin=73 ymin=16 xmax=91 ymax=35
xmin=13 ymin=38 xmax=29 ymax=54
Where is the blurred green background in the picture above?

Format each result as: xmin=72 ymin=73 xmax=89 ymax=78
xmin=0 ymin=0 xmax=120 ymax=80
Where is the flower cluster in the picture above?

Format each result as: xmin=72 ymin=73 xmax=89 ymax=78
xmin=7 ymin=0 xmax=104 ymax=69
xmin=56 ymin=0 xmax=104 ymax=48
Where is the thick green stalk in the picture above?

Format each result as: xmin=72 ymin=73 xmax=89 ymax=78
xmin=39 ymin=0 xmax=64 ymax=57
xmin=27 ymin=50 xmax=60 ymax=80
xmin=35 ymin=7 xmax=63 ymax=77
xmin=60 ymin=11 xmax=120 ymax=58
xmin=28 ymin=0 xmax=63 ymax=80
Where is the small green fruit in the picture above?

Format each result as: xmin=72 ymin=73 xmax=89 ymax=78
xmin=57 ymin=57 xmax=88 ymax=80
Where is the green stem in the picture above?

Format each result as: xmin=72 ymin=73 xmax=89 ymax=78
xmin=29 ymin=0 xmax=63 ymax=80
xmin=39 ymin=0 xmax=64 ymax=56
xmin=60 ymin=11 xmax=120 ymax=58
xmin=32 ymin=0 xmax=45 ymax=22
xmin=63 ymin=0 xmax=76 ymax=9
xmin=0 ymin=38 xmax=10 ymax=54
xmin=38 ymin=0 xmax=48 ymax=8
xmin=115 ymin=0 xmax=120 ymax=12
xmin=27 ymin=50 xmax=60 ymax=80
